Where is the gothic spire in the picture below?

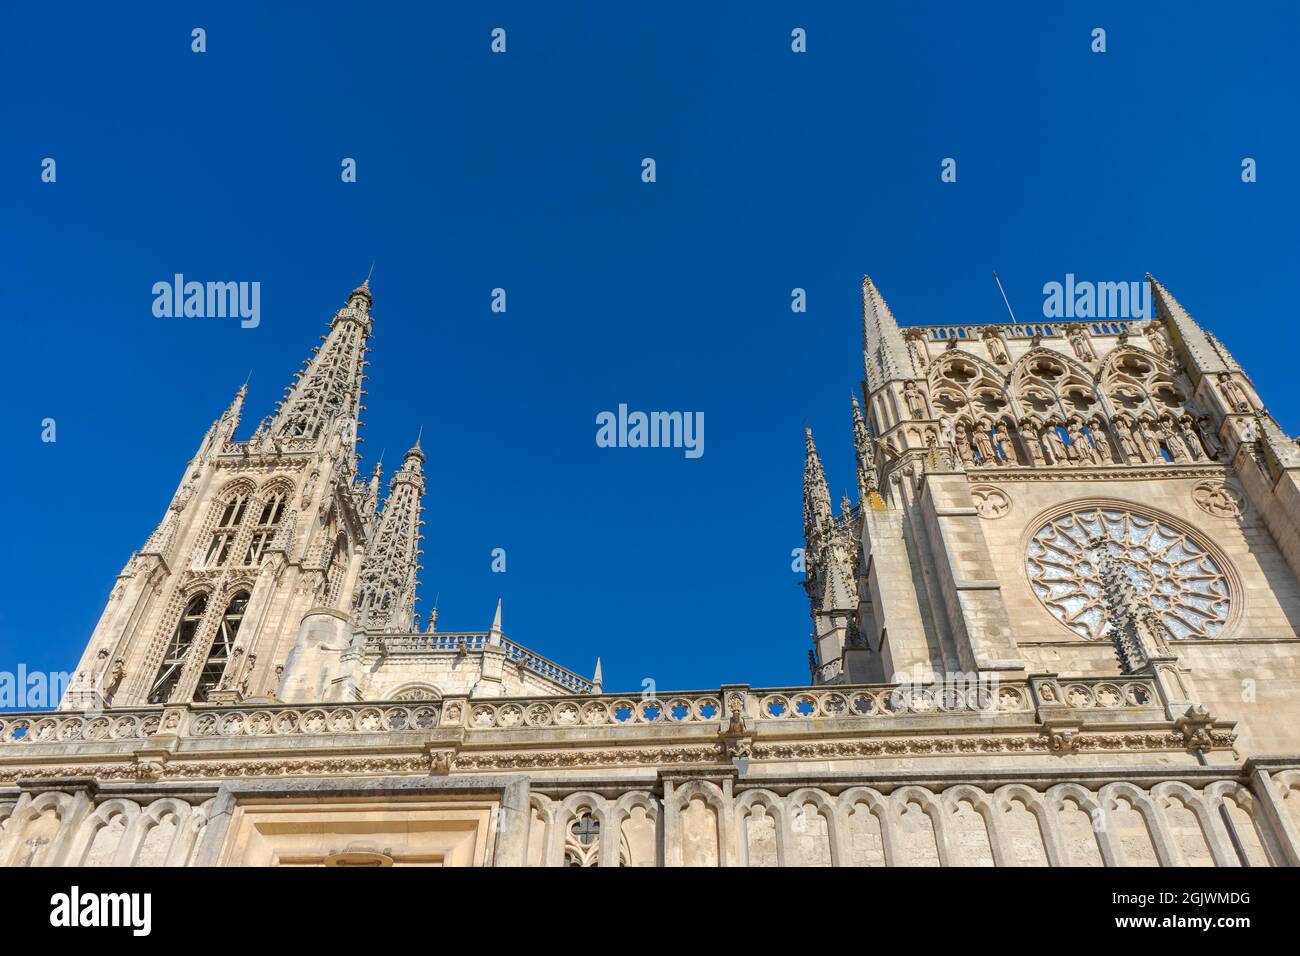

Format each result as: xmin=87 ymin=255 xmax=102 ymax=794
xmin=1090 ymin=535 xmax=1169 ymax=673
xmin=819 ymin=542 xmax=858 ymax=613
xmin=1146 ymin=275 xmax=1229 ymax=384
xmin=861 ymin=275 xmax=917 ymax=394
xmin=195 ymin=383 xmax=248 ymax=460
xmin=222 ymin=383 xmax=247 ymax=428
xmin=270 ymin=280 xmax=374 ymax=449
xmin=850 ymin=393 xmax=880 ymax=504
xmin=803 ymin=428 xmax=833 ymax=547
xmin=352 ymin=438 xmax=425 ymax=632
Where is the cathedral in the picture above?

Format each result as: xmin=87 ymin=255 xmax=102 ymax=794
xmin=2 ymin=275 xmax=1299 ymax=867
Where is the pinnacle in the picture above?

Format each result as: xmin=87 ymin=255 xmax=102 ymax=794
xmin=403 ymin=437 xmax=426 ymax=465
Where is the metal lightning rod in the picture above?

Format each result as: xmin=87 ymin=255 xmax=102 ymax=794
xmin=992 ymin=271 xmax=1018 ymax=324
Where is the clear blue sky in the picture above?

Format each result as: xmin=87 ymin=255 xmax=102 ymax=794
xmin=1 ymin=2 xmax=1296 ymax=696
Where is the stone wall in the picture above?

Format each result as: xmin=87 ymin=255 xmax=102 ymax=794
xmin=3 ymin=765 xmax=1298 ymax=867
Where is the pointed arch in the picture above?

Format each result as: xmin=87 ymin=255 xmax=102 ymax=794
xmin=890 ymin=786 xmax=948 ymax=866
xmin=1012 ymin=346 xmax=1096 ymax=388
xmin=735 ymin=789 xmax=787 ymax=867
xmin=928 ymin=349 xmax=1008 ymax=393
xmin=1045 ymin=783 xmax=1111 ymax=866
xmin=992 ymin=784 xmax=1061 ymax=866
xmin=193 ymin=590 xmax=249 ymax=702
xmin=1099 ymin=782 xmax=1174 ymax=866
xmin=554 ymin=792 xmax=611 ymax=868
xmin=148 ymin=591 xmax=210 ymax=704
xmin=837 ymin=786 xmax=894 ymax=866
xmin=131 ymin=797 xmax=194 ymax=866
xmin=1098 ymin=344 xmax=1175 ymax=386
xmin=202 ymin=479 xmax=256 ymax=567
xmin=244 ymin=480 xmax=293 ymax=565
xmin=1011 ymin=349 xmax=1094 ymax=422
xmin=940 ymin=785 xmax=998 ymax=866
xmin=787 ymin=787 xmax=840 ymax=866
xmin=322 ymin=531 xmax=351 ymax=607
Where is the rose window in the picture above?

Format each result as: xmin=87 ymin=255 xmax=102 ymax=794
xmin=1026 ymin=507 xmax=1231 ymax=640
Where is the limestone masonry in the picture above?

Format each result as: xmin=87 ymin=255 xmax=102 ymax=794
xmin=3 ymin=276 xmax=1299 ymax=866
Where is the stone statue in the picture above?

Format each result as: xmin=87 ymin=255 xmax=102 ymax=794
xmin=1023 ymin=423 xmax=1046 ymax=465
xmin=1068 ymin=421 xmax=1096 ymax=463
xmin=1178 ymin=416 xmax=1204 ymax=460
xmin=1068 ymin=329 xmax=1096 ymax=362
xmin=1113 ymin=417 xmax=1140 ymax=462
xmin=972 ymin=425 xmax=998 ymax=465
xmin=1194 ymin=415 xmax=1222 ymax=459
xmin=954 ymin=423 xmax=974 ymax=465
xmin=1043 ymin=424 xmax=1069 ymax=465
xmin=984 ymin=334 xmax=1009 ymax=365
xmin=904 ymin=382 xmax=927 ymax=420
xmin=1138 ymin=419 xmax=1165 ymax=462
xmin=1160 ymin=418 xmax=1190 ymax=462
xmin=1218 ymin=374 xmax=1251 ymax=413
xmin=1090 ymin=420 xmax=1113 ymax=463
xmin=1146 ymin=325 xmax=1171 ymax=358
xmin=992 ymin=423 xmax=1016 ymax=464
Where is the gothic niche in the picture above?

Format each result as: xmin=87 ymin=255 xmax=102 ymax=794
xmin=931 ymin=345 xmax=1217 ymax=471
xmin=1026 ymin=508 xmax=1232 ymax=641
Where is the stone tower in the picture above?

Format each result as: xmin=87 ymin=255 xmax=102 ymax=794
xmin=61 ymin=281 xmax=593 ymax=712
xmin=806 ymin=274 xmax=1300 ymax=759
xmin=62 ymin=281 xmax=378 ymax=710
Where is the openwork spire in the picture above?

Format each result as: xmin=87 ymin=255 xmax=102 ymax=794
xmin=352 ymin=439 xmax=425 ymax=632
xmin=221 ymin=384 xmax=247 ymax=431
xmin=861 ymin=275 xmax=917 ymax=394
xmin=1087 ymin=535 xmax=1168 ymax=673
xmin=803 ymin=428 xmax=833 ymax=547
xmin=271 ymin=281 xmax=374 ymax=447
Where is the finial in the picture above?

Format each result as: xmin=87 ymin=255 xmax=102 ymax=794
xmin=350 ymin=269 xmax=374 ymax=303
xmin=404 ymin=428 xmax=426 ymax=463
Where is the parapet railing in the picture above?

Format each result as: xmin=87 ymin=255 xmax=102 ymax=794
xmin=0 ymin=675 xmax=1162 ymax=746
xmin=918 ymin=320 xmax=1132 ymax=342
xmin=365 ymin=631 xmax=595 ymax=695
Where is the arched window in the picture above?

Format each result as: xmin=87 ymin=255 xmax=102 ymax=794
xmin=204 ymin=494 xmax=248 ymax=566
xmin=194 ymin=592 xmax=249 ymax=702
xmin=243 ymin=491 xmax=288 ymax=565
xmin=322 ymin=533 xmax=349 ymax=606
xmin=564 ymin=812 xmax=601 ymax=867
xmin=148 ymin=594 xmax=208 ymax=704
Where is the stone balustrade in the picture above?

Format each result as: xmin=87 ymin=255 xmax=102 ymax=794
xmin=367 ymin=632 xmax=596 ymax=694
xmin=0 ymin=675 xmax=1164 ymax=747
xmin=918 ymin=320 xmax=1132 ymax=342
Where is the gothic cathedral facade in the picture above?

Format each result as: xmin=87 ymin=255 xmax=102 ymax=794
xmin=2 ymin=277 xmax=1299 ymax=867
